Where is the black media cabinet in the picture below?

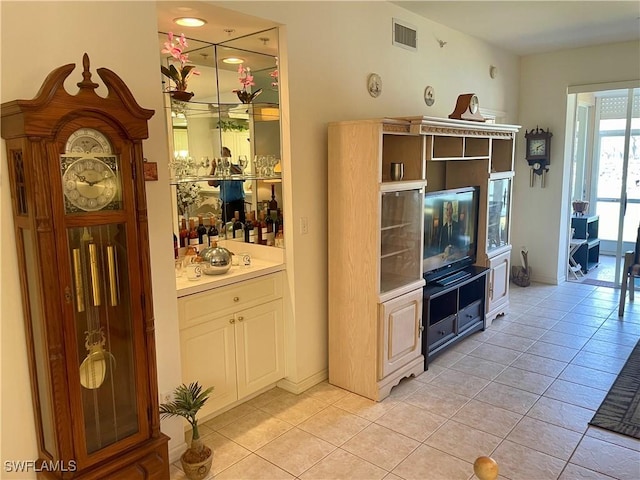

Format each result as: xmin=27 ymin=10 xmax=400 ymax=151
xmin=423 ymin=266 xmax=489 ymax=368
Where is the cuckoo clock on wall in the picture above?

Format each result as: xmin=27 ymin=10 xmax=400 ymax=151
xmin=525 ymin=126 xmax=552 ymax=187
xmin=1 ymin=54 xmax=169 ymax=478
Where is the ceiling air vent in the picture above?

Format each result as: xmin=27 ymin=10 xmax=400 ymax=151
xmin=392 ymin=18 xmax=417 ymax=51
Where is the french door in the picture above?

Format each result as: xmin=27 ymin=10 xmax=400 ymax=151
xmin=570 ymin=85 xmax=639 ymax=285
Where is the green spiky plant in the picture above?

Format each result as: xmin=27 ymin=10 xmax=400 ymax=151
xmin=159 ymin=382 xmax=214 ymax=463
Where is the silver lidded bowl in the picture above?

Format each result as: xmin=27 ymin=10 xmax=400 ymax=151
xmin=198 ymin=242 xmax=232 ymax=275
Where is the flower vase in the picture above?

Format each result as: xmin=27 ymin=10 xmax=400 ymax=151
xmin=236 ymin=88 xmax=262 ymax=104
xmin=171 ymin=90 xmax=194 ymax=102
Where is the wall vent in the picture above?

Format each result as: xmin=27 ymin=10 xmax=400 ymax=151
xmin=392 ymin=18 xmax=417 ymax=51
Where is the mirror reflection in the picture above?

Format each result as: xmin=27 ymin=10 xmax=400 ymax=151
xmin=161 ymin=28 xmax=283 ymax=248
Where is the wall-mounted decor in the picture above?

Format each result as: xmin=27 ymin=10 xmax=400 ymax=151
xmin=367 ymin=73 xmax=382 ymax=97
xmin=525 ymin=126 xmax=552 ymax=187
xmin=424 ymin=86 xmax=435 ymax=106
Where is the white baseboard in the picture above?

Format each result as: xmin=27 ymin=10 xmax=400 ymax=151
xmin=277 ymin=369 xmax=328 ymax=394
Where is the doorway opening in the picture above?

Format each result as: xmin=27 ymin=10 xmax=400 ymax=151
xmin=567 ymin=83 xmax=640 ymax=287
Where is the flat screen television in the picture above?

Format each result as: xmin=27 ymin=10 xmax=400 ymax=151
xmin=423 ymin=186 xmax=480 ymax=285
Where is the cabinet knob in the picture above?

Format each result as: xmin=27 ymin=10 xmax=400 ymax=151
xmin=229 ymin=319 xmax=235 ymax=324
xmin=419 ymin=325 xmax=425 ymax=332
xmin=233 ymin=296 xmax=240 ymax=302
xmin=237 ymin=316 xmax=244 ymax=322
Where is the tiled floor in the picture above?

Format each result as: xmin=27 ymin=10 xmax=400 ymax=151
xmin=171 ymin=282 xmax=640 ymax=480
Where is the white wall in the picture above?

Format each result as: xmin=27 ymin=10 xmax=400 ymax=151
xmin=0 ymin=2 xmax=185 ymax=474
xmin=217 ymin=0 xmax=520 ymax=386
xmin=513 ymin=41 xmax=640 ymax=284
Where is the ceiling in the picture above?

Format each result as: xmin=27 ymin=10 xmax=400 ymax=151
xmin=392 ymin=1 xmax=640 ymax=56
xmin=157 ymin=1 xmax=639 ymax=58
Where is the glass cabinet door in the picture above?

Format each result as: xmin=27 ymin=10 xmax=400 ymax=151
xmin=487 ymin=177 xmax=511 ymax=253
xmin=380 ymin=189 xmax=423 ymax=294
xmin=67 ymin=224 xmax=140 ymax=454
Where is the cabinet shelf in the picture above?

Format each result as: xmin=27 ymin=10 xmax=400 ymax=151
xmin=380 ymin=247 xmax=412 ymax=259
xmin=381 ymin=222 xmax=413 ymax=231
xmin=170 ymin=173 xmax=282 ymax=185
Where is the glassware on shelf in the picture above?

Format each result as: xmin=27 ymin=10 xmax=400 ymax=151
xmin=238 ymin=155 xmax=248 ymax=174
xmin=266 ymin=155 xmax=277 ymax=176
xmin=254 ymin=155 xmax=265 ymax=176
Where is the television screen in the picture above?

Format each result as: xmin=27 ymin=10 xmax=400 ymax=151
xmin=423 ymin=187 xmax=479 ymax=282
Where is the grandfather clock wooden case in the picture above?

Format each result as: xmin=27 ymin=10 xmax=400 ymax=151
xmin=1 ymin=55 xmax=169 ymax=478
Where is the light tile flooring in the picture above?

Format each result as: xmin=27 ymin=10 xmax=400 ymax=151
xmin=171 ymin=282 xmax=640 ymax=480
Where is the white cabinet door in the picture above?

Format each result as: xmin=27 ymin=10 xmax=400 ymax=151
xmin=487 ymin=248 xmax=511 ymax=322
xmin=235 ymin=300 xmax=285 ymax=398
xmin=378 ymin=289 xmax=423 ymax=379
xmin=180 ymin=315 xmax=237 ymax=418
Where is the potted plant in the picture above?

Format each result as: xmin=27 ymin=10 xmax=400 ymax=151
xmin=160 ymin=32 xmax=200 ymax=101
xmin=159 ymin=382 xmax=214 ymax=480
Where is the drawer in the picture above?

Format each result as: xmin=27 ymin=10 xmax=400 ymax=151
xmin=179 ymin=272 xmax=283 ymax=329
xmin=458 ymin=300 xmax=483 ymax=332
xmin=427 ymin=314 xmax=455 ymax=350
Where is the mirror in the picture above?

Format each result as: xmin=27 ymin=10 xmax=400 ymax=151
xmin=161 ymin=28 xmax=283 ymax=247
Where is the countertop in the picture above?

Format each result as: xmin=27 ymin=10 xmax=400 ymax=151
xmin=176 ymin=258 xmax=285 ymax=297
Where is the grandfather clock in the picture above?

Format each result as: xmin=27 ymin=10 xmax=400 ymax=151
xmin=1 ymin=55 xmax=169 ymax=478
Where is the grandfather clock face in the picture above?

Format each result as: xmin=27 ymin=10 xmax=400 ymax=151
xmin=61 ymin=128 xmax=123 ymax=213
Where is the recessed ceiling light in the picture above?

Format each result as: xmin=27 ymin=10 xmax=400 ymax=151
xmin=174 ymin=17 xmax=206 ymax=27
xmin=222 ymin=57 xmax=245 ymax=65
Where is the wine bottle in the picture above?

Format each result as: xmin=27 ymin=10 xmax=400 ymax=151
xmin=265 ymin=214 xmax=275 ymax=246
xmin=244 ymin=211 xmax=255 ymax=243
xmin=173 ymin=233 xmax=179 ymax=258
xmin=188 ymin=218 xmax=199 ymax=246
xmin=257 ymin=211 xmax=267 ymax=245
xmin=197 ymin=215 xmax=208 ymax=246
xmin=179 ymin=218 xmax=189 ymax=248
xmin=208 ymin=215 xmax=219 ymax=245
xmin=232 ymin=210 xmax=245 ymax=240
xmin=269 ymin=184 xmax=278 ymax=219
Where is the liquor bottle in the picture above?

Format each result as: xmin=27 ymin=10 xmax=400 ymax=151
xmin=275 ymin=225 xmax=284 ymax=248
xmin=173 ymin=233 xmax=179 ymax=258
xmin=179 ymin=218 xmax=189 ymax=248
xmin=207 ymin=216 xmax=219 ymax=245
xmin=244 ymin=211 xmax=256 ymax=243
xmin=232 ymin=210 xmax=245 ymax=240
xmin=188 ymin=218 xmax=199 ymax=246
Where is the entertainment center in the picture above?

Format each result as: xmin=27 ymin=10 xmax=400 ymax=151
xmin=328 ymin=116 xmax=519 ymax=400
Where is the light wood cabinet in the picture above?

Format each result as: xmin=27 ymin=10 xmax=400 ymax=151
xmin=378 ymin=289 xmax=423 ymax=386
xmin=487 ymin=249 xmax=511 ymax=321
xmin=178 ymin=272 xmax=284 ymax=419
xmin=328 ymin=119 xmax=426 ymax=401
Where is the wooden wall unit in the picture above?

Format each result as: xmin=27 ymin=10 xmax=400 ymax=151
xmin=327 ymin=116 xmax=519 ymax=401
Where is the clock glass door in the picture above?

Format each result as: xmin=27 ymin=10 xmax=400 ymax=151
xmin=67 ymin=224 xmax=140 ymax=454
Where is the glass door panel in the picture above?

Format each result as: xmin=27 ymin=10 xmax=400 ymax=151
xmin=487 ymin=178 xmax=511 ymax=254
xmin=593 ymin=88 xmax=640 ymax=284
xmin=380 ymin=189 xmax=423 ymax=294
xmin=67 ymin=224 xmax=138 ymax=454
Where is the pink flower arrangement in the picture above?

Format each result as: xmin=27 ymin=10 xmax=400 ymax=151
xmin=270 ymin=57 xmax=279 ymax=88
xmin=233 ymin=64 xmax=262 ymax=104
xmin=160 ymin=32 xmax=200 ymax=92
